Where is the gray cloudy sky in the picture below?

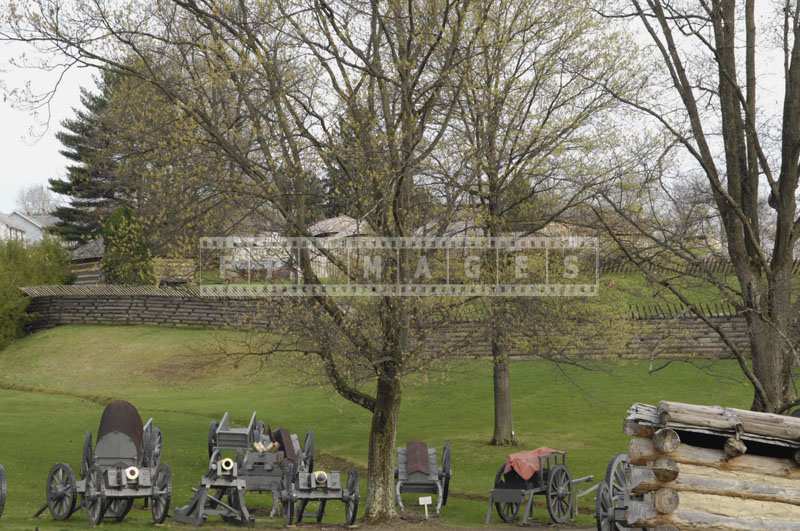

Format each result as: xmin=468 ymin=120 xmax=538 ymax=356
xmin=0 ymin=42 xmax=95 ymax=213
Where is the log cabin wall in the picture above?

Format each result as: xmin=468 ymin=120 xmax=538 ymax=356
xmin=622 ymin=402 xmax=800 ymax=530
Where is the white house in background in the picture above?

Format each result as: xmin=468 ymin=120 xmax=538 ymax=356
xmin=308 ymin=215 xmax=373 ymax=279
xmin=0 ymin=211 xmax=58 ymax=243
xmin=0 ymin=213 xmax=27 ymax=242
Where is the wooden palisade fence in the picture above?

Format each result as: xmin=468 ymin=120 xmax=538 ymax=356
xmin=621 ymin=401 xmax=800 ymax=530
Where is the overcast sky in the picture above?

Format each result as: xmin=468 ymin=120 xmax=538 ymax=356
xmin=0 ymin=42 xmax=96 ymax=213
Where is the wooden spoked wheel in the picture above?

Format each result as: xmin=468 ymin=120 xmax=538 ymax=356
xmin=344 ymin=469 xmax=359 ymax=525
xmin=546 ymin=464 xmax=573 ymax=524
xmin=84 ymin=470 xmax=106 ymax=526
xmin=0 ymin=464 xmax=6 ymax=518
xmin=602 ymin=453 xmax=643 ymax=531
xmin=493 ymin=464 xmax=521 ymax=523
xmin=302 ymin=432 xmax=315 ymax=473
xmin=441 ymin=443 xmax=452 ymax=507
xmin=150 ymin=463 xmax=172 ymax=524
xmin=496 ymin=501 xmax=521 ymax=523
xmin=207 ymin=421 xmax=219 ymax=459
xmin=46 ymin=463 xmax=77 ymax=521
xmin=81 ymin=432 xmax=93 ymax=479
xmin=105 ymin=497 xmax=134 ymax=522
xmin=595 ymin=481 xmax=614 ymax=530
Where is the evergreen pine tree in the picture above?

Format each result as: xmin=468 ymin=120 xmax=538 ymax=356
xmin=49 ymin=72 xmax=120 ymax=243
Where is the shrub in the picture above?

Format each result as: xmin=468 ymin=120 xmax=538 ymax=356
xmin=102 ymin=207 xmax=155 ymax=285
xmin=0 ymin=239 xmax=71 ymax=349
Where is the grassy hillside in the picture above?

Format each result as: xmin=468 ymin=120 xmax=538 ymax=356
xmin=0 ymin=325 xmax=753 ymax=529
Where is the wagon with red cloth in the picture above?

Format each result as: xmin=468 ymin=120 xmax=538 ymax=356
xmin=485 ymin=448 xmax=594 ymax=525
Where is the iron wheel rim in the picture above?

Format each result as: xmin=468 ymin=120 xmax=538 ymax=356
xmin=106 ymin=497 xmax=134 ymax=522
xmin=546 ymin=464 xmax=573 ymax=524
xmin=595 ymin=481 xmax=613 ymax=531
xmin=85 ymin=471 xmax=106 ymax=526
xmin=345 ymin=469 xmax=359 ymax=525
xmin=47 ymin=463 xmax=77 ymax=521
xmin=151 ymin=463 xmax=172 ymax=524
xmin=208 ymin=421 xmax=218 ymax=459
xmin=303 ymin=432 xmax=315 ymax=473
xmin=0 ymin=464 xmax=6 ymax=518
xmin=604 ymin=453 xmax=634 ymax=531
xmin=81 ymin=432 xmax=93 ymax=480
xmin=495 ymin=501 xmax=520 ymax=523
xmin=441 ymin=443 xmax=451 ymax=507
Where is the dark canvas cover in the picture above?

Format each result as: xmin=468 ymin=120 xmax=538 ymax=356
xmin=273 ymin=428 xmax=297 ymax=462
xmin=406 ymin=441 xmax=430 ymax=476
xmin=97 ymin=400 xmax=144 ymax=456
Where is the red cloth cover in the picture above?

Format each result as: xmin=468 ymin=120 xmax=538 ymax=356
xmin=503 ymin=448 xmax=560 ymax=480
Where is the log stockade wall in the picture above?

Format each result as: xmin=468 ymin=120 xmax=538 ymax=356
xmin=21 ymin=286 xmax=750 ymax=360
xmin=623 ymin=402 xmax=800 ymax=529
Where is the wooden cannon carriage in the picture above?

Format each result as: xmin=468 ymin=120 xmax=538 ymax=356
xmin=291 ymin=463 xmax=360 ymax=526
xmin=394 ymin=441 xmax=451 ymax=514
xmin=597 ymin=401 xmax=800 ymax=530
xmin=0 ymin=463 xmax=6 ymax=518
xmin=486 ymin=449 xmax=594 ymax=525
xmin=38 ymin=400 xmax=171 ymax=525
xmin=176 ymin=411 xmax=358 ymax=526
xmin=175 ymin=411 xmax=309 ymax=525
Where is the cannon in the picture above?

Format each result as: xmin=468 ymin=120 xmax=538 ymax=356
xmin=485 ymin=449 xmax=594 ymax=525
xmin=37 ymin=400 xmax=171 ymax=525
xmin=175 ymin=411 xmax=314 ymax=526
xmin=291 ymin=465 xmax=359 ymax=526
xmin=0 ymin=464 xmax=6 ymax=518
xmin=394 ymin=441 xmax=451 ymax=515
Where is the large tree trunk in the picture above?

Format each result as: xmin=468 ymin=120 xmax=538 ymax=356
xmin=490 ymin=301 xmax=515 ymax=446
xmin=364 ymin=374 xmax=402 ymax=521
xmin=492 ymin=350 xmax=515 ymax=445
xmin=748 ymin=272 xmax=795 ymax=413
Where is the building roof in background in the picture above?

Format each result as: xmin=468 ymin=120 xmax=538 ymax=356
xmin=414 ymin=219 xmax=484 ymax=237
xmin=0 ymin=212 xmax=29 ymax=232
xmin=71 ymin=238 xmax=105 ymax=261
xmin=309 ymin=216 xmax=372 ymax=237
xmin=26 ymin=214 xmax=59 ymax=228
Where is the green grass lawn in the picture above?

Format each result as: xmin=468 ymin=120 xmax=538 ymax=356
xmin=0 ymin=325 xmax=753 ymax=529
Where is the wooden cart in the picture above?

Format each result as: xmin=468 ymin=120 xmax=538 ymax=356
xmin=485 ymin=450 xmax=594 ymax=525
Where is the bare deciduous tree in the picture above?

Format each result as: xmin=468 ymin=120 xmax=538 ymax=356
xmin=597 ymin=1 xmax=800 ymax=413
xmin=453 ymin=0 xmax=631 ymax=444
xmin=2 ymin=0 xmax=482 ymax=518
xmin=15 ymin=184 xmax=60 ymax=215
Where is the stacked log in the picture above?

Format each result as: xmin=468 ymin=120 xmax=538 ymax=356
xmin=622 ymin=401 xmax=800 ymax=530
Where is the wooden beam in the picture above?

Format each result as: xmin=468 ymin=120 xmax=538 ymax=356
xmin=659 ymin=401 xmax=800 ymax=441
xmin=630 ymin=462 xmax=800 ymax=506
xmin=628 ymin=492 xmax=800 ymax=529
xmin=628 ymin=437 xmax=800 ymax=479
